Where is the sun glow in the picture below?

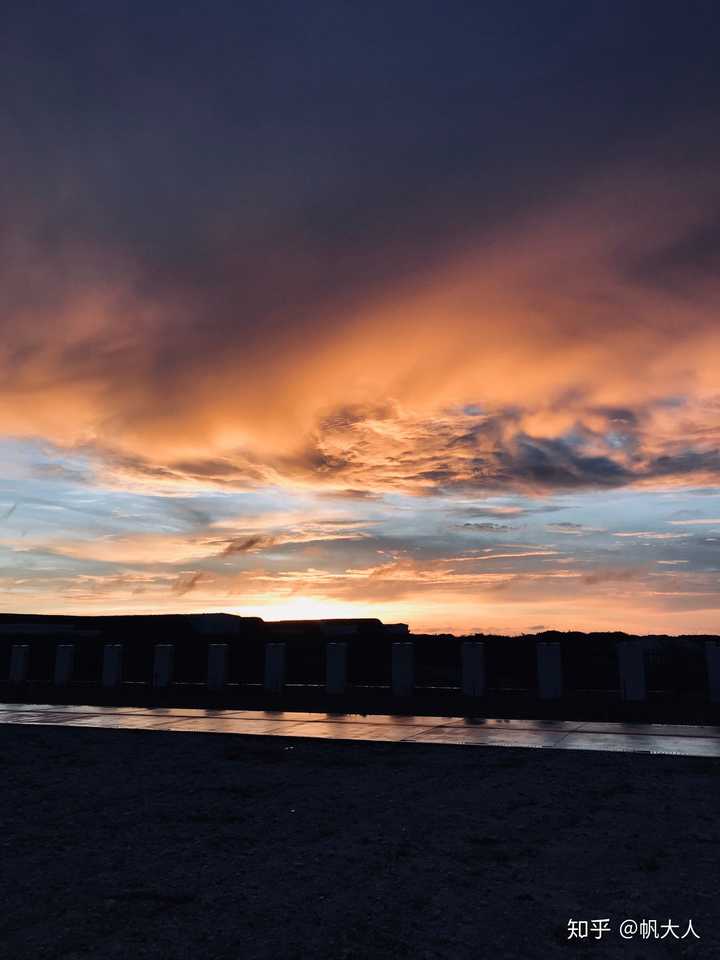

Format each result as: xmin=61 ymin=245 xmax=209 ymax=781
xmin=227 ymin=595 xmax=379 ymax=622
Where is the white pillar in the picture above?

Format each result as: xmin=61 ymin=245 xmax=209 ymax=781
xmin=537 ymin=641 xmax=562 ymax=700
xmin=705 ymin=641 xmax=720 ymax=704
xmin=461 ymin=641 xmax=485 ymax=696
xmin=264 ymin=642 xmax=286 ymax=693
xmin=54 ymin=643 xmax=75 ymax=687
xmin=326 ymin=641 xmax=348 ymax=695
xmin=102 ymin=644 xmax=123 ymax=688
xmin=207 ymin=643 xmax=229 ymax=691
xmin=618 ymin=639 xmax=646 ymax=701
xmin=392 ymin=642 xmax=414 ymax=697
xmin=9 ymin=644 xmax=30 ymax=685
xmin=153 ymin=644 xmax=174 ymax=688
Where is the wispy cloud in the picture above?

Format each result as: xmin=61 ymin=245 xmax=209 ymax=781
xmin=612 ymin=531 xmax=690 ymax=540
xmin=667 ymin=518 xmax=720 ymax=525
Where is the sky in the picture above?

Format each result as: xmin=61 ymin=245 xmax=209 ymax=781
xmin=2 ymin=1 xmax=720 ymax=634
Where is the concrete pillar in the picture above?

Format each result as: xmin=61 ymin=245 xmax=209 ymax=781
xmin=152 ymin=644 xmax=174 ymax=688
xmin=705 ymin=641 xmax=720 ymax=704
xmin=461 ymin=641 xmax=486 ymax=696
xmin=264 ymin=642 xmax=286 ymax=693
xmin=618 ymin=639 xmax=646 ymax=701
xmin=392 ymin=642 xmax=414 ymax=697
xmin=326 ymin=641 xmax=348 ymax=695
xmin=537 ymin=641 xmax=562 ymax=700
xmin=207 ymin=643 xmax=229 ymax=691
xmin=9 ymin=644 xmax=30 ymax=685
xmin=54 ymin=644 xmax=75 ymax=686
xmin=102 ymin=644 xmax=123 ymax=688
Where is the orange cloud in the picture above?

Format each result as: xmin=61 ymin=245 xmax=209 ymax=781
xmin=2 ymin=160 xmax=720 ymax=498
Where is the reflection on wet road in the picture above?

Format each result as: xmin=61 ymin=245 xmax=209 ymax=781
xmin=1 ymin=704 xmax=719 ymax=756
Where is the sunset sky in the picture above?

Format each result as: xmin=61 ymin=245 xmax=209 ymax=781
xmin=2 ymin=2 xmax=720 ymax=633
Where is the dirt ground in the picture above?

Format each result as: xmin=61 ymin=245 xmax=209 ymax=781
xmin=1 ymin=724 xmax=718 ymax=959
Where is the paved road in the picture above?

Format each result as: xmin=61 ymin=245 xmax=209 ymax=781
xmin=2 ymin=702 xmax=720 ymax=755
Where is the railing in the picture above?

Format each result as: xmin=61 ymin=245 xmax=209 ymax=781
xmin=4 ymin=638 xmax=720 ymax=705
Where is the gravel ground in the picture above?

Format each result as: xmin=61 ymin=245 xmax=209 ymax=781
xmin=1 ymin=724 xmax=718 ymax=959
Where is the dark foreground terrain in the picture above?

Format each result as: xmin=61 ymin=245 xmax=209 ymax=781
xmin=1 ymin=725 xmax=717 ymax=959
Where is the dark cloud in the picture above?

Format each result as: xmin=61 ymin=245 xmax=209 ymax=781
xmin=172 ymin=571 xmax=206 ymax=596
xmin=3 ymin=3 xmax=720 ymax=378
xmin=581 ymin=567 xmax=646 ymax=586
xmin=0 ymin=503 xmax=18 ymax=522
xmin=493 ymin=437 xmax=631 ymax=490
xmin=647 ymin=451 xmax=720 ymax=479
xmin=627 ymin=209 xmax=720 ymax=292
xmin=220 ymin=535 xmax=276 ymax=556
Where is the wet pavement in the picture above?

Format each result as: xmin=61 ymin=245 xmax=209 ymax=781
xmin=1 ymin=702 xmax=719 ymax=755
